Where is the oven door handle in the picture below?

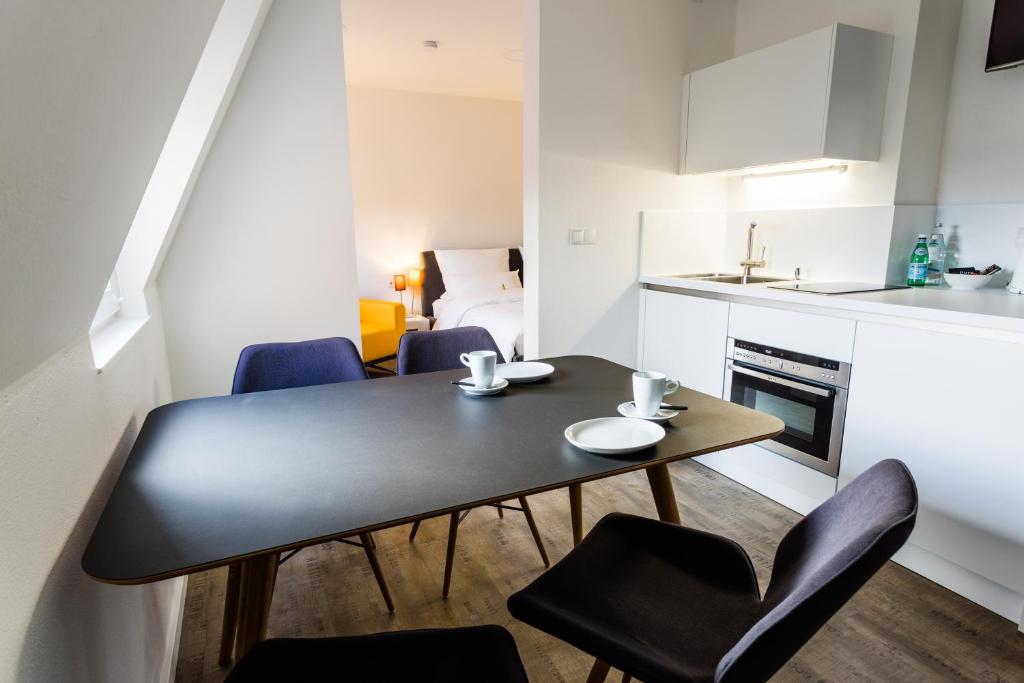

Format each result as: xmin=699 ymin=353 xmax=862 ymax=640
xmin=728 ymin=362 xmax=834 ymax=398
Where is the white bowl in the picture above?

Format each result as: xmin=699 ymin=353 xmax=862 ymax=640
xmin=942 ymin=272 xmax=995 ymax=290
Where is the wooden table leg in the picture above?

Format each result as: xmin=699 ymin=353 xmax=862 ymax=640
xmin=442 ymin=511 xmax=460 ymax=598
xmin=218 ymin=562 xmax=242 ymax=667
xmin=359 ymin=532 xmax=395 ymax=612
xmin=586 ymin=658 xmax=611 ymax=683
xmin=569 ymin=483 xmax=584 ymax=546
xmin=646 ymin=462 xmax=681 ymax=524
xmin=519 ymin=496 xmax=550 ymax=567
xmin=232 ymin=554 xmax=279 ymax=662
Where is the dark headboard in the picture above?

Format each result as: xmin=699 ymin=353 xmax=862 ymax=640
xmin=421 ymin=248 xmax=523 ymax=318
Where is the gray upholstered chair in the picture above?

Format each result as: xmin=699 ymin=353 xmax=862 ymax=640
xmin=508 ymin=459 xmax=918 ymax=683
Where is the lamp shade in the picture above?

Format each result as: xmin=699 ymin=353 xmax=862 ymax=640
xmin=393 ymin=274 xmax=407 ymax=292
xmin=408 ymin=268 xmax=424 ymax=287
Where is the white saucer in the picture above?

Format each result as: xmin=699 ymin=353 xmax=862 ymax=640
xmin=564 ymin=417 xmax=665 ymax=455
xmin=457 ymin=376 xmax=509 ymax=396
xmin=494 ymin=361 xmax=555 ymax=383
xmin=617 ymin=401 xmax=680 ymax=424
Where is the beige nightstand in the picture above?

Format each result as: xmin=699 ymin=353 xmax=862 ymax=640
xmin=405 ymin=314 xmax=431 ymax=332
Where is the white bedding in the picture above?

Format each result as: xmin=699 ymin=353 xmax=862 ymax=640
xmin=432 ymin=289 xmax=524 ymax=362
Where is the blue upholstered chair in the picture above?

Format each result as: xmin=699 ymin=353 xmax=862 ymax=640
xmin=232 ymin=337 xmax=368 ymax=393
xmin=508 ymin=459 xmax=918 ymax=683
xmin=220 ymin=338 xmax=390 ymax=667
xmin=225 ymin=625 xmax=529 ymax=683
xmin=397 ymin=326 xmax=549 ymax=597
xmin=396 ymin=325 xmax=501 ymax=375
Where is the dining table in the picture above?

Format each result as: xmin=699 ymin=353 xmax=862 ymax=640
xmin=82 ymin=355 xmax=783 ymax=665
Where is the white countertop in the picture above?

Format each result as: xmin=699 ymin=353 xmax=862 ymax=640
xmin=640 ymin=274 xmax=1024 ymax=336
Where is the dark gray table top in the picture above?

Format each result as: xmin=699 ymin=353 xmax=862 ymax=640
xmin=82 ymin=355 xmax=782 ymax=584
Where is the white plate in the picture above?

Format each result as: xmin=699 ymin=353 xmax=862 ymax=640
xmin=617 ymin=401 xmax=679 ymax=424
xmin=457 ymin=376 xmax=509 ymax=396
xmin=564 ymin=417 xmax=665 ymax=455
xmin=494 ymin=361 xmax=555 ymax=383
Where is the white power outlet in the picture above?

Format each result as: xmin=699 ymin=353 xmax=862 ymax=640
xmin=569 ymin=228 xmax=598 ymax=245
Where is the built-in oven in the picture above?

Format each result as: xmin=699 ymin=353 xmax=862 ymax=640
xmin=724 ymin=338 xmax=851 ymax=477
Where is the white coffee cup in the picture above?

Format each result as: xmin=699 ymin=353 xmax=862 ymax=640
xmin=460 ymin=350 xmax=497 ymax=388
xmin=632 ymin=371 xmax=679 ymax=417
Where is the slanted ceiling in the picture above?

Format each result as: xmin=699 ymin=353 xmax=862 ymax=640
xmin=0 ymin=0 xmax=225 ymax=390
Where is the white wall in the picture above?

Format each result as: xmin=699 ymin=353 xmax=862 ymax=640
xmin=0 ymin=2 xmax=221 ymax=680
xmin=159 ymin=0 xmax=361 ymax=400
xmin=528 ymin=0 xmax=735 ymax=365
xmin=0 ymin=322 xmax=182 ymax=683
xmin=116 ymin=0 xmax=272 ymax=320
xmin=937 ymin=0 xmax=1024 ymax=206
xmin=0 ymin=0 xmax=222 ymax=391
xmin=934 ymin=0 xmax=1024 ymax=282
xmin=346 ymin=87 xmax=523 ymax=306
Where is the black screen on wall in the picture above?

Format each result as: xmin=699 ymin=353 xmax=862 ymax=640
xmin=986 ymin=0 xmax=1024 ymax=71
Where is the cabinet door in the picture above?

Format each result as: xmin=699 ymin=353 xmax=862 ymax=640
xmin=841 ymin=322 xmax=1024 ymax=611
xmin=639 ymin=290 xmax=729 ymax=396
xmin=684 ymin=26 xmax=832 ymax=173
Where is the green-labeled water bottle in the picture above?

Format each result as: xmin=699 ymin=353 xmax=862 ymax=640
xmin=907 ymin=234 xmax=929 ymax=286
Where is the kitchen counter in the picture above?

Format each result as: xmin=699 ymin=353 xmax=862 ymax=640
xmin=640 ymin=274 xmax=1024 ymax=337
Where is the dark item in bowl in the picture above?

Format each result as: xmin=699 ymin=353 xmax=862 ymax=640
xmin=948 ymin=265 xmax=1001 ymax=276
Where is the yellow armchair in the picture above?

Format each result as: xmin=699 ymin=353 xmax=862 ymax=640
xmin=360 ymin=299 xmax=406 ymax=364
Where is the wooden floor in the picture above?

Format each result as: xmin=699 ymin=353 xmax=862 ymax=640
xmin=175 ymin=459 xmax=1024 ymax=682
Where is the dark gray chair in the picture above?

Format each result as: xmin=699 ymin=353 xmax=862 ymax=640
xmin=397 ymin=326 xmax=549 ymax=597
xmin=225 ymin=625 xmax=529 ymax=682
xmin=508 ymin=459 xmax=918 ymax=683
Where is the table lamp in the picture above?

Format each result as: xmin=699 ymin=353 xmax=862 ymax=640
xmin=408 ymin=268 xmax=424 ymax=314
xmin=393 ymin=273 xmax=407 ymax=308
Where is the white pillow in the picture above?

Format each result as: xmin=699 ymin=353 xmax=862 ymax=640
xmin=441 ymin=271 xmax=522 ymax=299
xmin=435 ymin=248 xmax=509 ymax=275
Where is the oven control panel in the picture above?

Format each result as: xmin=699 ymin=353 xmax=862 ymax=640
xmin=728 ymin=339 xmax=851 ymax=389
xmin=733 ymin=347 xmax=783 ymax=371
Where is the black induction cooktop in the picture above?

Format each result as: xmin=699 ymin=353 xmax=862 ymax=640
xmin=768 ymin=282 xmax=911 ymax=295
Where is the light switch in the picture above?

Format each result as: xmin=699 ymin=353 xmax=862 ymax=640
xmin=569 ymin=228 xmax=598 ymax=245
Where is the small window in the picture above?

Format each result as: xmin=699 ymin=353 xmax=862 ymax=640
xmin=91 ymin=270 xmax=123 ymax=332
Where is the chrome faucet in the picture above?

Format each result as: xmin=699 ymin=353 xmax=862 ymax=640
xmin=739 ymin=222 xmax=767 ymax=284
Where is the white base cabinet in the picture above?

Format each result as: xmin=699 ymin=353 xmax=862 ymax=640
xmin=637 ymin=287 xmax=1024 ymax=630
xmin=698 ymin=444 xmax=837 ymax=516
xmin=637 ymin=289 xmax=729 ymax=397
xmin=841 ymin=322 xmax=1024 ymax=629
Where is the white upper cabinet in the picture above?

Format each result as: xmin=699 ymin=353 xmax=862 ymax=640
xmin=680 ymin=24 xmax=893 ymax=175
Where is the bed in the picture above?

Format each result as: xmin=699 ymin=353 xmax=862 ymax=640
xmin=422 ymin=248 xmax=524 ymax=361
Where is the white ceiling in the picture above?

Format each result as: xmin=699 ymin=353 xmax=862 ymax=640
xmin=340 ymin=0 xmax=523 ymax=101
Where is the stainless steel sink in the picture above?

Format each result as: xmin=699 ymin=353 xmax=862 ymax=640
xmin=671 ymin=273 xmax=790 ymax=285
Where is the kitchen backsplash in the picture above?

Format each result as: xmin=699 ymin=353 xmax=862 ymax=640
xmin=724 ymin=207 xmax=898 ymax=283
xmin=640 ymin=203 xmax=1024 ymax=286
